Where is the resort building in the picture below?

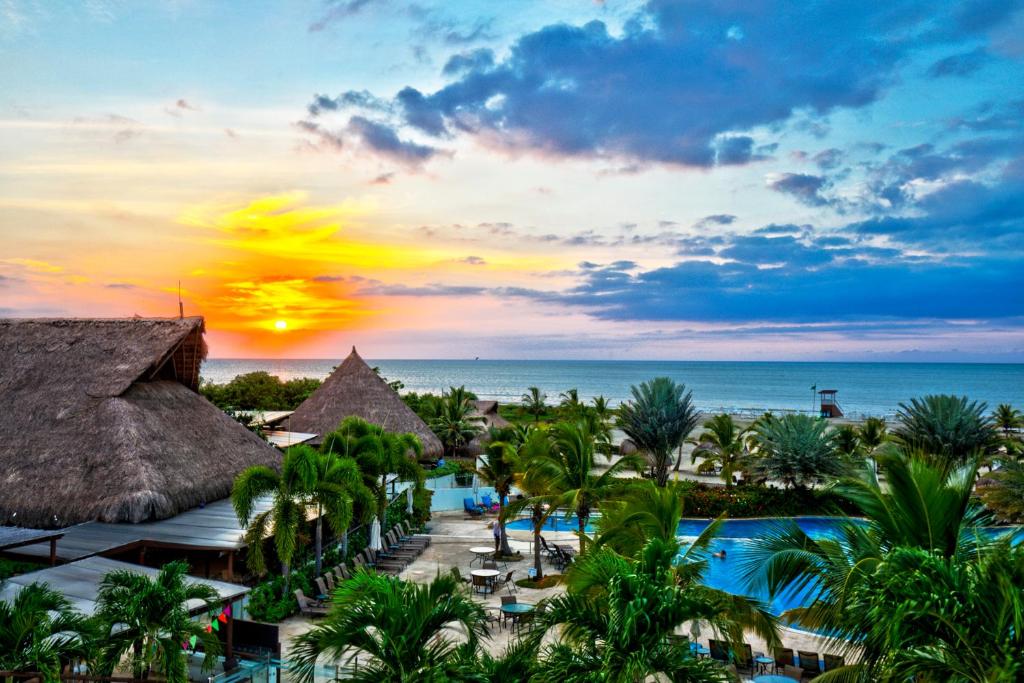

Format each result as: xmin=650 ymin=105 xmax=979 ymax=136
xmin=285 ymin=346 xmax=444 ymax=458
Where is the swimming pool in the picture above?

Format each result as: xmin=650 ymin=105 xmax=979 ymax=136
xmin=506 ymin=515 xmax=1021 ymax=617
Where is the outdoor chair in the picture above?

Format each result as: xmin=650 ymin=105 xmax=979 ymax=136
xmin=554 ymin=546 xmax=575 ymax=570
xmin=734 ymin=643 xmax=754 ymax=675
xmin=482 ymin=560 xmax=498 ymax=570
xmin=798 ymin=651 xmax=821 ymax=679
xmin=774 ymin=647 xmax=795 ymax=672
xmin=334 ymin=563 xmax=351 ymax=580
xmin=708 ymin=639 xmax=729 ymax=663
xmin=366 ymin=548 xmax=406 ymax=572
xmin=496 ymin=570 xmax=516 ymax=594
xmin=394 ymin=524 xmax=429 ymax=548
xmin=401 ymin=521 xmax=432 ymax=546
xmin=450 ymin=566 xmax=471 ymax=584
xmin=483 ymin=606 xmax=502 ymax=633
xmin=823 ymin=654 xmax=844 ymax=671
xmin=314 ymin=577 xmax=332 ymax=600
xmin=352 ymin=553 xmax=366 ymax=569
xmin=481 ymin=494 xmax=499 ymax=511
xmin=514 ymin=609 xmax=535 ymax=635
xmin=471 ymin=573 xmax=491 ymax=594
xmin=383 ymin=532 xmax=419 ymax=558
xmin=782 ymin=665 xmax=803 ymax=681
xmin=539 ymin=536 xmax=560 ymax=562
xmin=500 ymin=595 xmax=517 ymax=628
xmin=294 ymin=589 xmax=328 ymax=617
xmin=464 ymin=497 xmax=484 ymax=516
xmin=322 ymin=572 xmax=335 ymax=591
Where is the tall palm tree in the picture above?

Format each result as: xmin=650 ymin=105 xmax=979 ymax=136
xmin=430 ymin=386 xmax=483 ymax=459
xmin=518 ymin=420 xmax=638 ymax=553
xmin=742 ymin=452 xmax=993 ymax=676
xmin=93 ymin=561 xmax=221 ymax=682
xmin=530 ymin=535 xmax=776 ymax=683
xmin=477 ymin=428 xmax=519 ymax=556
xmin=894 ymin=394 xmax=998 ymax=466
xmin=558 ymin=388 xmax=582 ymax=417
xmin=690 ymin=413 xmax=749 ymax=487
xmin=617 ymin=377 xmax=700 ymax=486
xmin=301 ymin=445 xmax=375 ymax=575
xmin=290 ymin=570 xmax=489 ymax=683
xmin=751 ymin=413 xmax=843 ymax=489
xmin=521 ymin=386 xmax=548 ymax=423
xmin=503 ymin=426 xmax=558 ymax=580
xmin=232 ymin=446 xmax=313 ymax=587
xmin=858 ymin=416 xmax=889 ymax=473
xmin=321 ymin=416 xmax=425 ymax=524
xmin=832 ymin=424 xmax=862 ymax=459
xmin=0 ymin=582 xmax=94 ymax=681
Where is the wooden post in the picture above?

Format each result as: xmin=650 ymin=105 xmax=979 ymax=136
xmin=226 ymin=551 xmax=234 ymax=582
xmin=49 ymin=537 xmax=57 ymax=565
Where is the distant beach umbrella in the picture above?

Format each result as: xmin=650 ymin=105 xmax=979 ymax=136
xmin=406 ymin=487 xmax=414 ymax=515
xmin=369 ymin=516 xmax=382 ymax=551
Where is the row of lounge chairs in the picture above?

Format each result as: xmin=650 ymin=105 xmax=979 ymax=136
xmin=294 ymin=521 xmax=432 ymax=617
xmin=705 ymin=639 xmax=844 ymax=680
xmin=539 ymin=536 xmax=575 ymax=570
xmin=463 ymin=494 xmax=505 ymax=516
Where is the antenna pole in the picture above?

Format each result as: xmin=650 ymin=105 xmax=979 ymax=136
xmin=178 ymin=281 xmax=184 ymax=319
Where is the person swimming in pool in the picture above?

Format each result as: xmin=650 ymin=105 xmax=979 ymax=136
xmin=712 ymin=549 xmax=727 ymax=559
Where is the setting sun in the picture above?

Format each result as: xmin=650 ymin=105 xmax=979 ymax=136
xmin=274 ymin=320 xmax=287 ymax=331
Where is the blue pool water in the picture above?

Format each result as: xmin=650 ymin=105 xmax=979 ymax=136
xmin=507 ymin=515 xmax=1020 ymax=617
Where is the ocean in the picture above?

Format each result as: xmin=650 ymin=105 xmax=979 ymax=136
xmin=202 ymin=359 xmax=1024 ymax=420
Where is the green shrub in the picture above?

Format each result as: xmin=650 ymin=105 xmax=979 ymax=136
xmin=676 ymin=481 xmax=858 ymax=518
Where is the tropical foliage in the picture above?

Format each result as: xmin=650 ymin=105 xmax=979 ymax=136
xmin=200 ymin=371 xmax=321 ymax=411
xmin=0 ymin=582 xmax=94 ymax=681
xmin=894 ymin=394 xmax=998 ymax=465
xmin=429 ymin=385 xmax=484 ymax=458
xmin=477 ymin=426 xmax=520 ymax=556
xmin=690 ymin=414 xmax=750 ymax=487
xmin=979 ymin=459 xmax=1024 ymax=523
xmin=520 ymin=386 xmax=548 ymax=423
xmin=93 ymin=561 xmax=221 ymax=682
xmin=618 ymin=377 xmax=701 ymax=486
xmin=290 ymin=570 xmax=489 ymax=683
xmin=750 ymin=413 xmax=843 ymax=489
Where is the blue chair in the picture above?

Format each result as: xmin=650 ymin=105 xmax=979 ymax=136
xmin=464 ymin=497 xmax=483 ymax=516
xmin=481 ymin=494 xmax=498 ymax=511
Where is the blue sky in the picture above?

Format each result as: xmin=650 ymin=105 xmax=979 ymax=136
xmin=1 ymin=0 xmax=1023 ymax=360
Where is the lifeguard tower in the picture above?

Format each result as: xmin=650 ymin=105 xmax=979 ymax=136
xmin=818 ymin=389 xmax=843 ymax=418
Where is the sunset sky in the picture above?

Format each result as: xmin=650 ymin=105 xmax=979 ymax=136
xmin=2 ymin=1 xmax=1023 ymax=360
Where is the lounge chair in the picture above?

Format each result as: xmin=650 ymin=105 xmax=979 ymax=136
xmin=314 ymin=577 xmax=332 ymax=600
xmin=798 ymin=651 xmax=821 ymax=679
xmin=464 ymin=497 xmax=484 ymax=517
xmin=365 ymin=548 xmax=405 ymax=573
xmin=394 ymin=524 xmax=430 ymax=549
xmin=708 ymin=639 xmax=728 ymax=663
xmin=401 ymin=521 xmax=432 ymax=546
xmin=782 ymin=665 xmax=803 ymax=681
xmin=539 ymin=536 xmax=560 ymax=562
xmin=381 ymin=532 xmax=419 ymax=559
xmin=334 ymin=563 xmax=351 ymax=580
xmin=294 ymin=589 xmax=328 ymax=617
xmin=322 ymin=572 xmax=335 ymax=591
xmin=481 ymin=494 xmax=498 ymax=512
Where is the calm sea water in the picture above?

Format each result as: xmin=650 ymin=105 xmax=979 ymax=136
xmin=202 ymin=359 xmax=1024 ymax=419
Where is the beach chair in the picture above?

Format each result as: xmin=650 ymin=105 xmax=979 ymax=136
xmin=322 ymin=572 xmax=335 ymax=591
xmin=798 ymin=651 xmax=821 ymax=679
xmin=394 ymin=524 xmax=430 ymax=549
xmin=481 ymin=494 xmax=498 ymax=511
xmin=782 ymin=665 xmax=803 ymax=681
xmin=539 ymin=536 xmax=560 ymax=562
xmin=823 ymin=654 xmax=844 ymax=671
xmin=464 ymin=497 xmax=484 ymax=517
xmin=382 ymin=531 xmax=419 ymax=559
xmin=294 ymin=589 xmax=328 ymax=617
xmin=334 ymin=563 xmax=351 ymax=580
xmin=366 ymin=548 xmax=406 ymax=572
xmin=401 ymin=521 xmax=432 ymax=545
xmin=774 ymin=647 xmax=795 ymax=673
xmin=314 ymin=577 xmax=332 ymax=601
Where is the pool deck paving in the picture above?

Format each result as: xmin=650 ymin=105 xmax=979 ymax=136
xmin=277 ymin=510 xmax=845 ymax=680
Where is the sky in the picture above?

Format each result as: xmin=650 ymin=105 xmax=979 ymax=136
xmin=1 ymin=0 xmax=1023 ymax=361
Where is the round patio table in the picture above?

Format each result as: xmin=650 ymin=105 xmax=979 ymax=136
xmin=469 ymin=546 xmax=495 ymax=565
xmin=500 ymin=602 xmax=535 ymax=631
xmin=690 ymin=643 xmax=710 ymax=658
xmin=754 ymin=655 xmax=774 ymax=674
xmin=753 ymin=676 xmax=793 ymax=683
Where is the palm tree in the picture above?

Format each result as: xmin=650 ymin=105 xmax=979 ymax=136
xmin=290 ymin=570 xmax=489 ymax=683
xmin=301 ymin=445 xmax=375 ymax=575
xmin=321 ymin=416 xmax=425 ymax=524
xmin=0 ymin=582 xmax=94 ymax=680
xmin=232 ymin=446 xmax=313 ymax=587
xmin=742 ymin=452 xmax=994 ymax=676
xmin=558 ymin=388 xmax=582 ymax=417
xmin=521 ymin=386 xmax=548 ymax=423
xmin=93 ymin=561 xmax=221 ymax=681
xmin=979 ymin=458 xmax=1024 ymax=522
xmin=858 ymin=416 xmax=889 ymax=473
xmin=503 ymin=426 xmax=558 ymax=580
xmin=617 ymin=377 xmax=700 ymax=486
xmin=751 ymin=413 xmax=843 ymax=489
xmin=690 ymin=413 xmax=749 ymax=487
xmin=894 ymin=394 xmax=998 ymax=465
xmin=530 ymin=535 xmax=776 ymax=683
xmin=993 ymin=403 xmax=1022 ymax=437
xmin=833 ymin=424 xmax=862 ymax=459
xmin=518 ymin=420 xmax=638 ymax=553
xmin=591 ymin=395 xmax=612 ymax=423
xmin=477 ymin=428 xmax=519 ymax=556
xmin=430 ymin=386 xmax=483 ymax=458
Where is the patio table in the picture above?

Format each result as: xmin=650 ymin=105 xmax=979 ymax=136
xmin=469 ymin=546 xmax=494 ymax=566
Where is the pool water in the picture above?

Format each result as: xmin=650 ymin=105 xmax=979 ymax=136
xmin=506 ymin=515 xmax=1020 ymax=616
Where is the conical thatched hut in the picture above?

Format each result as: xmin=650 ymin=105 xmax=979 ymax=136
xmin=286 ymin=347 xmax=443 ymax=457
xmin=0 ymin=317 xmax=280 ymax=527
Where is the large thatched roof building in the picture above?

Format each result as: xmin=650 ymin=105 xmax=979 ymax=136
xmin=286 ymin=347 xmax=443 ymax=457
xmin=0 ymin=317 xmax=280 ymax=528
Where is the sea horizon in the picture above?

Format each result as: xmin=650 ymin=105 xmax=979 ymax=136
xmin=202 ymin=358 xmax=1024 ymax=420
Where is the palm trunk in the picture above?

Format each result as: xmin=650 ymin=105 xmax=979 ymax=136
xmin=673 ymin=443 xmax=684 ymax=471
xmin=577 ymin=508 xmax=587 ymax=554
xmin=532 ymin=505 xmax=544 ymax=580
xmin=314 ymin=503 xmax=323 ymax=576
xmin=498 ymin=494 xmax=513 ymax=556
xmin=132 ymin=641 xmax=144 ymax=680
xmin=282 ymin=561 xmax=291 ymax=594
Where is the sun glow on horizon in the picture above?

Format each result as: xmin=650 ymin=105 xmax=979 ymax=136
xmin=274 ymin=319 xmax=288 ymax=331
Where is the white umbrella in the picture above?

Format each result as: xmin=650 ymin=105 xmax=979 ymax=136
xmin=406 ymin=487 xmax=414 ymax=515
xmin=369 ymin=516 xmax=382 ymax=551
xmin=472 ymin=473 xmax=480 ymax=501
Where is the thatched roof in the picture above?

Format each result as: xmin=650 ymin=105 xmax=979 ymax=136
xmin=458 ymin=400 xmax=512 ymax=457
xmin=286 ymin=347 xmax=443 ymax=457
xmin=0 ymin=317 xmax=280 ymax=527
